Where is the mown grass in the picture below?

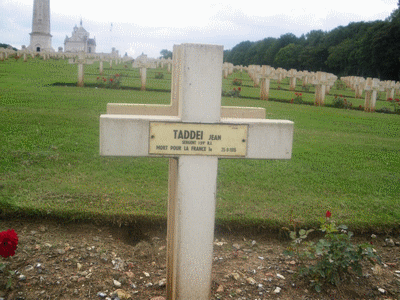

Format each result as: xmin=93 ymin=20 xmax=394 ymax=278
xmin=1 ymin=57 xmax=399 ymax=232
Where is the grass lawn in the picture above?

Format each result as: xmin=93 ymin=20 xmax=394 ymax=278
xmin=1 ymin=57 xmax=399 ymax=232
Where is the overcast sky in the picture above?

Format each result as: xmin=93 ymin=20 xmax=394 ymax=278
xmin=0 ymin=0 xmax=397 ymax=58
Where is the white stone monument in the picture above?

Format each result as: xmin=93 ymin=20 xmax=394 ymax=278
xmin=27 ymin=0 xmax=55 ymax=52
xmin=99 ymin=43 xmax=294 ymax=299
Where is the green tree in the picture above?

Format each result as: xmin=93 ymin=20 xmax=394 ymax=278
xmin=222 ymin=8 xmax=400 ymax=81
xmin=299 ymin=46 xmax=328 ymax=71
xmin=304 ymin=30 xmax=326 ymax=47
xmin=244 ymin=43 xmax=261 ymax=65
xmin=370 ymin=22 xmax=400 ymax=80
xmin=269 ymin=33 xmax=300 ymax=67
xmin=159 ymin=49 xmax=172 ymax=59
xmin=225 ymin=41 xmax=253 ymax=65
xmin=0 ymin=43 xmax=17 ymax=51
xmin=274 ymin=43 xmax=303 ymax=70
xmin=326 ymin=39 xmax=356 ymax=74
xmin=258 ymin=38 xmax=277 ymax=65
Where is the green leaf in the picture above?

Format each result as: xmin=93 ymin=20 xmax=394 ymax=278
xmin=283 ymin=250 xmax=294 ymax=257
xmin=289 ymin=231 xmax=297 ymax=240
xmin=6 ymin=277 xmax=12 ymax=289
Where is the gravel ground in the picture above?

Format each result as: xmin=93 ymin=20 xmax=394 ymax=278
xmin=0 ymin=217 xmax=399 ymax=299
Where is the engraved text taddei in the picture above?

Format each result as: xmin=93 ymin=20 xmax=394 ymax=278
xmin=149 ymin=122 xmax=248 ymax=157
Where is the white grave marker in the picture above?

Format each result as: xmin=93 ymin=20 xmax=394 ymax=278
xmin=287 ymin=69 xmax=298 ymax=90
xmin=132 ymin=55 xmax=157 ymax=91
xmin=364 ymin=78 xmax=383 ymax=112
xmin=99 ymin=60 xmax=104 ymax=75
xmin=99 ymin=44 xmax=294 ymax=299
xmin=312 ymin=72 xmax=328 ymax=106
xmin=68 ymin=52 xmax=94 ymax=87
xmin=259 ymin=65 xmax=275 ymax=100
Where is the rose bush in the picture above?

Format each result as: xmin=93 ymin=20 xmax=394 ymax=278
xmin=284 ymin=212 xmax=380 ymax=293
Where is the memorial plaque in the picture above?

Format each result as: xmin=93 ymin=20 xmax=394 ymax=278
xmin=149 ymin=122 xmax=248 ymax=157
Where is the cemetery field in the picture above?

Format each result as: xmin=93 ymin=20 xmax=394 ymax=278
xmin=1 ymin=58 xmax=399 ymax=232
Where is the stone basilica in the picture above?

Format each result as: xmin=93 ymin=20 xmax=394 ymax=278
xmin=64 ymin=20 xmax=96 ymax=53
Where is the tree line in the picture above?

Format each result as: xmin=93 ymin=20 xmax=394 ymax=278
xmin=223 ymin=5 xmax=400 ymax=81
xmin=0 ymin=43 xmax=17 ymax=51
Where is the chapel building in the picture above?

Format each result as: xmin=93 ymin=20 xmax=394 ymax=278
xmin=64 ymin=20 xmax=96 ymax=53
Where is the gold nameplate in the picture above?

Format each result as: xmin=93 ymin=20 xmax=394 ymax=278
xmin=149 ymin=122 xmax=248 ymax=157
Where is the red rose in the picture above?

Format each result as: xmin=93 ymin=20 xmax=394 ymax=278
xmin=359 ymin=105 xmax=362 ymax=108
xmin=0 ymin=229 xmax=18 ymax=258
xmin=238 ymin=87 xmax=241 ymax=92
xmin=291 ymin=98 xmax=294 ymax=103
xmin=233 ymin=88 xmax=236 ymax=91
xmin=299 ymin=93 xmax=302 ymax=96
xmin=326 ymin=210 xmax=332 ymax=218
xmin=110 ymin=78 xmax=113 ymax=82
xmin=396 ymin=99 xmax=400 ymax=102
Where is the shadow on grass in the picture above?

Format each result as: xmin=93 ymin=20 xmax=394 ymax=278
xmin=49 ymin=82 xmax=171 ymax=93
xmin=1 ymin=201 xmax=398 ymax=236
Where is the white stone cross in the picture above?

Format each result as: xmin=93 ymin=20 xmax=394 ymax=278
xmin=259 ymin=65 xmax=275 ymax=100
xmin=99 ymin=59 xmax=105 ymax=75
xmin=287 ymin=69 xmax=298 ymax=91
xmin=68 ymin=52 xmax=94 ymax=87
xmin=384 ymin=80 xmax=396 ymax=100
xmin=132 ymin=55 xmax=157 ymax=91
xmin=222 ymin=62 xmax=234 ymax=79
xmin=99 ymin=44 xmax=294 ymax=299
xmin=311 ymin=71 xmax=328 ymax=106
xmin=275 ymin=67 xmax=287 ymax=84
xmin=364 ymin=78 xmax=383 ymax=112
xmin=0 ymin=48 xmax=13 ymax=61
xmin=299 ymin=71 xmax=311 ymax=88
xmin=165 ymin=57 xmax=173 ymax=73
xmin=353 ymin=77 xmax=365 ymax=99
